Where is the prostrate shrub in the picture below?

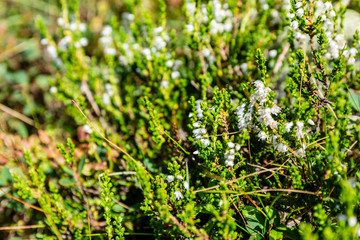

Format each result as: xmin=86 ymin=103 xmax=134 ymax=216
xmin=5 ymin=0 xmax=360 ymax=239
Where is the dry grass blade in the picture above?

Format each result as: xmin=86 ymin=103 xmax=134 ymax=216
xmin=231 ymin=188 xmax=319 ymax=197
xmin=0 ymin=225 xmax=45 ymax=231
xmin=72 ymin=100 xmax=137 ymax=164
xmin=0 ymin=187 xmax=43 ymax=212
xmin=0 ymin=103 xmax=35 ymax=126
xmin=194 ymin=167 xmax=282 ymax=193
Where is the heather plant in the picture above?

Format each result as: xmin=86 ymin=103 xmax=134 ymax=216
xmin=2 ymin=0 xmax=360 ymax=239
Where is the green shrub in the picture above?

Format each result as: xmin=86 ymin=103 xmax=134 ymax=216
xmin=4 ymin=0 xmax=360 ymax=239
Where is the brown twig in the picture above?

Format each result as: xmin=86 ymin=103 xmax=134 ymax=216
xmin=0 ymin=225 xmax=45 ymax=231
xmin=0 ymin=103 xmax=35 ymax=126
xmin=194 ymin=167 xmax=282 ymax=193
xmin=72 ymin=100 xmax=138 ymax=164
xmin=169 ymin=215 xmax=209 ymax=240
xmin=231 ymin=188 xmax=319 ymax=197
xmin=0 ymin=187 xmax=43 ymax=212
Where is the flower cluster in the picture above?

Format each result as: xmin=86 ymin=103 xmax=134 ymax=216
xmin=236 ymin=80 xmax=316 ymax=157
xmin=166 ymin=174 xmax=188 ymax=200
xmin=102 ymin=83 xmax=114 ymax=106
xmin=100 ymin=25 xmax=116 ymax=56
xmin=185 ymin=0 xmax=234 ymax=36
xmin=224 ymin=142 xmax=240 ymax=167
xmin=190 ymin=100 xmax=212 ymax=148
xmin=288 ymin=0 xmax=359 ymax=65
xmin=192 ymin=120 xmax=210 ymax=149
xmin=41 ymin=18 xmax=88 ymax=64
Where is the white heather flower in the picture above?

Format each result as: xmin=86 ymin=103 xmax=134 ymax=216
xmin=102 ymin=93 xmax=111 ymax=105
xmin=224 ymin=153 xmax=235 ymax=160
xmin=119 ymin=56 xmax=128 ymax=66
xmin=57 ymin=17 xmax=65 ymax=27
xmin=174 ymin=191 xmax=183 ymax=200
xmin=184 ymin=182 xmax=189 ymax=190
xmin=227 ymin=142 xmax=235 ymax=148
xmin=244 ymin=113 xmax=252 ymax=121
xmin=79 ymin=38 xmax=88 ymax=47
xmin=276 ymin=143 xmax=288 ymax=153
xmin=224 ymin=19 xmax=233 ymax=32
xmin=99 ymin=36 xmax=112 ymax=46
xmin=171 ymin=71 xmax=180 ymax=79
xmin=69 ymin=22 xmax=77 ymax=31
xmin=176 ymin=175 xmax=183 ymax=180
xmin=269 ymin=120 xmax=278 ymax=130
xmin=79 ymin=23 xmax=86 ymax=32
xmin=83 ymin=124 xmax=92 ymax=134
xmin=287 ymin=13 xmax=295 ymax=19
xmin=167 ymin=175 xmax=174 ymax=182
xmin=58 ymin=36 xmax=72 ymax=51
xmin=186 ymin=2 xmax=196 ymax=15
xmin=348 ymin=57 xmax=356 ymax=65
xmin=142 ymin=48 xmax=151 ymax=60
xmin=235 ymin=144 xmax=241 ymax=151
xmin=271 ymin=105 xmax=281 ymax=115
xmin=324 ymin=2 xmax=333 ymax=11
xmin=284 ymin=122 xmax=293 ymax=132
xmin=295 ymin=2 xmax=302 ymax=8
xmin=40 ymin=38 xmax=48 ymax=45
xmin=219 ymin=200 xmax=223 ymax=206
xmin=102 ymin=25 xmax=112 ymax=36
xmin=166 ymin=60 xmax=174 ymax=68
xmin=105 ymin=83 xmax=113 ymax=96
xmin=46 ymin=45 xmax=58 ymax=59
xmin=296 ymin=121 xmax=305 ymax=139
xmin=258 ymin=131 xmax=268 ymax=141
xmin=174 ymin=60 xmax=183 ymax=69
xmin=350 ymin=48 xmax=358 ymax=57
xmin=153 ymin=26 xmax=163 ymax=34
xmin=349 ymin=216 xmax=357 ymax=227
xmin=253 ymin=80 xmax=265 ymax=89
xmin=202 ymin=48 xmax=211 ymax=57
xmin=201 ymin=138 xmax=211 ymax=147
xmin=308 ymin=119 xmax=315 ymax=126
xmin=240 ymin=63 xmax=248 ymax=73
xmin=296 ymin=8 xmax=304 ymax=18
xmin=270 ymin=135 xmax=278 ymax=145
xmin=325 ymin=52 xmax=332 ymax=59
xmin=290 ymin=21 xmax=299 ymax=30
xmin=193 ymin=121 xmax=201 ymax=128
xmin=185 ymin=24 xmax=194 ymax=33
xmin=104 ymin=48 xmax=116 ymax=56
xmin=125 ymin=13 xmax=135 ymax=21
xmin=49 ymin=86 xmax=57 ymax=94
xmin=74 ymin=41 xmax=81 ymax=49
xmin=329 ymin=10 xmax=336 ymax=18
xmin=337 ymin=214 xmax=348 ymax=222
xmin=296 ymin=148 xmax=306 ymax=157
xmin=193 ymin=150 xmax=199 ymax=155
xmin=225 ymin=160 xmax=234 ymax=167
xmin=154 ymin=36 xmax=166 ymax=50
xmin=133 ymin=43 xmax=140 ymax=50
xmin=269 ymin=49 xmax=277 ymax=58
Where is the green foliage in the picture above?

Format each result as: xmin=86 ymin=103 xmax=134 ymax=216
xmin=2 ymin=0 xmax=360 ymax=239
